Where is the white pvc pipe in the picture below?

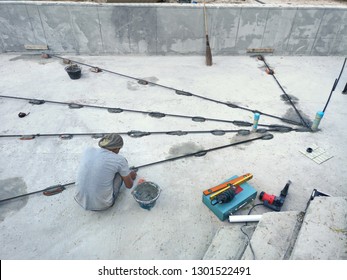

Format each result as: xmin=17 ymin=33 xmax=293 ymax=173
xmin=228 ymin=215 xmax=262 ymax=223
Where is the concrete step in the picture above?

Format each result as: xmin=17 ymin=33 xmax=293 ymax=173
xmin=203 ymin=224 xmax=256 ymax=260
xmin=204 ymin=197 xmax=346 ymax=260
xmin=290 ymin=197 xmax=347 ymax=260
xmin=241 ymin=211 xmax=303 ymax=260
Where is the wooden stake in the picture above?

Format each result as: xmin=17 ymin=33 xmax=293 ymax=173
xmin=203 ymin=1 xmax=212 ymax=66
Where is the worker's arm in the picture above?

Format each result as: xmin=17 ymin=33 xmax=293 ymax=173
xmin=122 ymin=170 xmax=137 ymax=189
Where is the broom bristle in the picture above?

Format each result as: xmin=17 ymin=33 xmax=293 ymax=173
xmin=205 ymin=35 xmax=212 ymax=66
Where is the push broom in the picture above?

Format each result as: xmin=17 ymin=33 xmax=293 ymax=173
xmin=203 ymin=0 xmax=212 ymax=66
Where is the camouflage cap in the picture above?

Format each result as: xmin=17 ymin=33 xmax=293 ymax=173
xmin=98 ymin=133 xmax=124 ymax=150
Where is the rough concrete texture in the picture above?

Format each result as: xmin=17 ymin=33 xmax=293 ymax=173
xmin=0 ymin=54 xmax=346 ymax=259
xmin=241 ymin=211 xmax=302 ymax=260
xmin=290 ymin=197 xmax=347 ymax=260
xmin=203 ymin=225 xmax=256 ymax=260
xmin=0 ymin=1 xmax=347 ymax=55
xmin=9 ymin=1 xmax=347 ymax=6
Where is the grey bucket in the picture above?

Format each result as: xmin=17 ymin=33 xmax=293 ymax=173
xmin=131 ymin=181 xmax=161 ymax=210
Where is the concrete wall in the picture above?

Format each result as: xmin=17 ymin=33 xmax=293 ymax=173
xmin=0 ymin=1 xmax=346 ymax=55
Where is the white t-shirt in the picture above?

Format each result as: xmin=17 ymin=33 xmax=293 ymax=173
xmin=74 ymin=147 xmax=131 ymax=210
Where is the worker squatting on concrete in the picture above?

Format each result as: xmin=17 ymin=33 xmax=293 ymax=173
xmin=74 ymin=133 xmax=137 ymax=211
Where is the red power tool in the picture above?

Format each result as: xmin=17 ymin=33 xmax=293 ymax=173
xmin=259 ymin=180 xmax=291 ymax=211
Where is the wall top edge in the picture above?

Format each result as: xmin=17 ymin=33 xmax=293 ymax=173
xmin=0 ymin=1 xmax=346 ymax=10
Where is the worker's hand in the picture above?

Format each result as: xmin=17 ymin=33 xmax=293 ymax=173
xmin=122 ymin=171 xmax=137 ymax=189
xmin=130 ymin=170 xmax=137 ymax=180
xmin=130 ymin=166 xmax=138 ymax=172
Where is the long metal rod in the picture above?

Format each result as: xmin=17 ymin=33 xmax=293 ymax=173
xmin=323 ymin=79 xmax=338 ymax=113
xmin=0 ymin=94 xmax=303 ymax=127
xmin=0 ymin=129 xmax=251 ymax=139
xmin=0 ymin=94 xmax=248 ymax=126
xmin=47 ymin=54 xmax=304 ymax=126
xmin=257 ymin=55 xmax=311 ymax=129
xmin=336 ymin=57 xmax=347 ymax=87
xmin=0 ymin=124 xmax=302 ymax=139
xmin=133 ymin=134 xmax=271 ymax=170
xmin=322 ymin=58 xmax=346 ymax=112
xmin=0 ymin=183 xmax=75 ymax=204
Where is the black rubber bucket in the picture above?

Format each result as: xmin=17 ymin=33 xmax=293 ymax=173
xmin=131 ymin=181 xmax=161 ymax=210
xmin=65 ymin=64 xmax=81 ymax=80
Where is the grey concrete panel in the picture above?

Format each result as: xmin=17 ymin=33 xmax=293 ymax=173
xmin=127 ymin=7 xmax=157 ymax=54
xmin=0 ymin=4 xmax=19 ymax=51
xmin=235 ymin=8 xmax=268 ymax=52
xmin=311 ymin=37 xmax=335 ymax=56
xmin=330 ymin=35 xmax=347 ymax=55
xmin=99 ymin=6 xmax=157 ymax=54
xmin=68 ymin=6 xmax=103 ymax=54
xmin=208 ymin=7 xmax=241 ymax=55
xmin=0 ymin=27 xmax=4 ymax=52
xmin=262 ymin=8 xmax=297 ymax=54
xmin=290 ymin=9 xmax=325 ymax=39
xmin=25 ymin=4 xmax=47 ymax=47
xmin=213 ymin=37 xmax=238 ymax=55
xmin=98 ymin=6 xmax=132 ymax=54
xmin=290 ymin=197 xmax=347 ymax=260
xmin=316 ymin=9 xmax=346 ymax=39
xmin=157 ymin=7 xmax=204 ymax=54
xmin=38 ymin=5 xmax=77 ymax=52
xmin=209 ymin=7 xmax=241 ymax=39
xmin=0 ymin=3 xmax=347 ymax=56
xmin=336 ymin=10 xmax=347 ymax=36
xmin=0 ymin=4 xmax=37 ymax=51
xmin=286 ymin=38 xmax=316 ymax=55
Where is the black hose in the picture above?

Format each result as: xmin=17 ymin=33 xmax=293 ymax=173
xmin=240 ymin=203 xmax=264 ymax=260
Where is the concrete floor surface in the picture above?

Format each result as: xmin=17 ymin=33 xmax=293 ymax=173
xmin=0 ymin=54 xmax=346 ymax=259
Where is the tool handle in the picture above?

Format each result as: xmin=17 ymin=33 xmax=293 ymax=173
xmin=203 ymin=1 xmax=208 ymax=36
xmin=281 ymin=180 xmax=291 ymax=197
xmin=210 ymin=199 xmax=218 ymax=206
xmin=263 ymin=200 xmax=281 ymax=212
xmin=209 ymin=185 xmax=231 ymax=200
